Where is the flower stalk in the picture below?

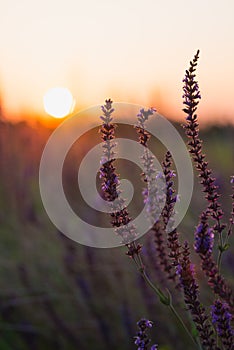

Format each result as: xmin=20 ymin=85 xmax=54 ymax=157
xmin=182 ymin=50 xmax=226 ymax=269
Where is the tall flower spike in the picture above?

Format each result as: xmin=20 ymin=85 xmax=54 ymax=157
xmin=136 ymin=107 xmax=165 ymax=224
xmin=161 ymin=151 xmax=181 ymax=270
xmin=154 ymin=152 xmax=181 ymax=281
xmin=177 ymin=241 xmax=218 ymax=350
xmin=182 ymin=50 xmax=201 ymax=120
xmin=227 ymin=175 xmax=234 ymax=237
xmin=211 ymin=300 xmax=234 ymax=350
xmin=182 ymin=50 xmax=226 ymax=260
xmin=161 ymin=151 xmax=177 ymax=228
xmin=134 ymin=319 xmax=158 ymax=350
xmin=99 ymin=99 xmax=141 ymax=254
xmin=136 ymin=109 xmax=176 ymax=281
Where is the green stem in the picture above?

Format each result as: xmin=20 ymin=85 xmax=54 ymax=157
xmin=140 ymin=269 xmax=199 ymax=348
xmin=169 ymin=303 xmax=202 ymax=350
xmin=140 ymin=269 xmax=167 ymax=302
xmin=187 ymin=312 xmax=203 ymax=350
xmin=217 ymin=219 xmax=224 ymax=272
xmin=218 ymin=225 xmax=231 ymax=271
xmin=130 ymin=243 xmax=200 ymax=348
xmin=217 ymin=250 xmax=222 ymax=272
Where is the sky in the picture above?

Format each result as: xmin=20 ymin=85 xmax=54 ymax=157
xmin=0 ymin=0 xmax=234 ymax=124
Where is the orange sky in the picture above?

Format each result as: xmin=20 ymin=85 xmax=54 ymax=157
xmin=0 ymin=1 xmax=234 ymax=125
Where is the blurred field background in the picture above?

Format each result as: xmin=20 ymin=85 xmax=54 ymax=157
xmin=0 ymin=115 xmax=233 ymax=350
xmin=0 ymin=1 xmax=234 ymax=348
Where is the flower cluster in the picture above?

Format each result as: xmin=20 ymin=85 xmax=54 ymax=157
xmin=194 ymin=210 xmax=214 ymax=255
xmin=194 ymin=211 xmax=233 ymax=308
xmin=211 ymin=300 xmax=234 ymax=349
xmin=134 ymin=319 xmax=158 ymax=350
xmin=98 ymin=50 xmax=234 ymax=350
xmin=99 ymin=99 xmax=119 ymax=202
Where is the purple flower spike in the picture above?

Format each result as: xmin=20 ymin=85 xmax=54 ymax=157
xmin=211 ymin=300 xmax=234 ymax=349
xmin=177 ymin=242 xmax=217 ymax=350
xmin=99 ymin=99 xmax=141 ymax=254
xmin=183 ymin=50 xmax=226 ymax=243
xmin=134 ymin=319 xmax=158 ymax=350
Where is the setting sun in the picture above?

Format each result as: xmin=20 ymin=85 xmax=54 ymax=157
xmin=43 ymin=87 xmax=75 ymax=118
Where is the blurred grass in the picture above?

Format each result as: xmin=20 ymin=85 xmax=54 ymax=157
xmin=0 ymin=119 xmax=233 ymax=349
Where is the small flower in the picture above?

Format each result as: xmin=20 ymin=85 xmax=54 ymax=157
xmin=134 ymin=319 xmax=158 ymax=350
xmin=135 ymin=107 xmax=156 ymax=147
xmin=182 ymin=50 xmax=201 ymax=121
xmin=230 ymin=175 xmax=234 ymax=184
xmin=103 ymin=98 xmax=113 ymax=111
xmin=137 ymin=319 xmax=153 ymax=329
xmin=150 ymin=345 xmax=158 ymax=350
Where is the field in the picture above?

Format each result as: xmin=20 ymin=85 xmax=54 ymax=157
xmin=0 ymin=118 xmax=233 ymax=350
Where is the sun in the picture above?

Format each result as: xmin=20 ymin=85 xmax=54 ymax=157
xmin=43 ymin=87 xmax=75 ymax=118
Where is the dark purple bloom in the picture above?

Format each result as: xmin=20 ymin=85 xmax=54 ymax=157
xmin=211 ymin=300 xmax=234 ymax=349
xmin=150 ymin=346 xmax=158 ymax=350
xmin=194 ymin=211 xmax=233 ymax=309
xmin=195 ymin=226 xmax=214 ymax=254
xmin=194 ymin=211 xmax=214 ymax=255
xmin=134 ymin=319 xmax=158 ymax=350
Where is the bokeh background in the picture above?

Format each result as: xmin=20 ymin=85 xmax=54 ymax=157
xmin=0 ymin=1 xmax=234 ymax=349
xmin=1 ymin=0 xmax=234 ymax=125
